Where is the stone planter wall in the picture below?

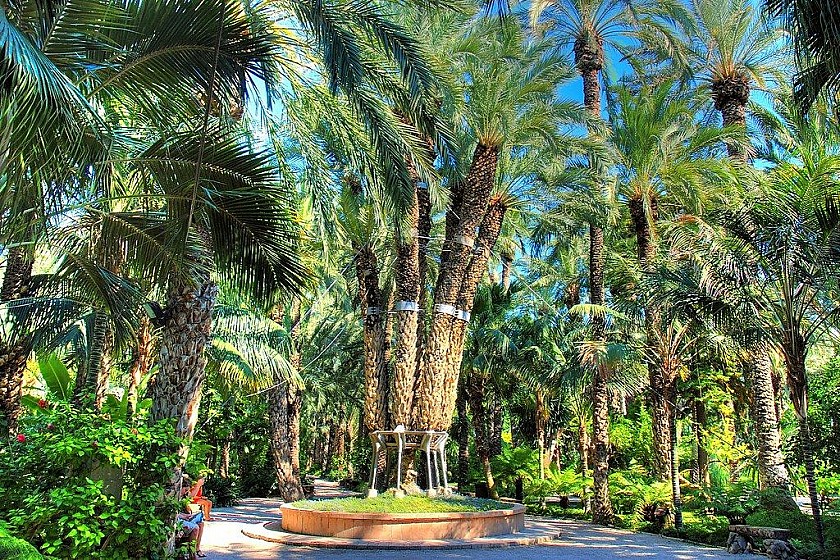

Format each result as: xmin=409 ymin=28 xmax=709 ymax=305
xmin=280 ymin=504 xmax=526 ymax=540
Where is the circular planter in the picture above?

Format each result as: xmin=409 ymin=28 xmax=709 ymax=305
xmin=280 ymin=503 xmax=525 ymax=540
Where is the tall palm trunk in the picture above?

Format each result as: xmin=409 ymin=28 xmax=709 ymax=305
xmin=150 ymin=278 xmax=219 ymax=446
xmin=415 ymin=144 xmax=499 ymax=430
xmin=578 ymin=38 xmax=613 ymax=521
xmin=467 ymin=368 xmax=498 ymax=499
xmin=441 ymin=200 xmax=507 ymax=427
xmin=0 ymin=246 xmax=32 ymax=437
xmin=268 ymin=302 xmax=304 ymax=501
xmin=357 ymin=245 xmax=388 ymax=432
xmin=390 ymin=188 xmax=421 ymax=427
xmin=590 ymin=225 xmax=612 ymax=522
xmin=628 ymin=195 xmax=671 ymax=481
xmin=748 ymin=344 xmax=791 ymax=489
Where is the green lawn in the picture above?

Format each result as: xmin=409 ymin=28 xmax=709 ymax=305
xmin=291 ymin=495 xmax=515 ymax=513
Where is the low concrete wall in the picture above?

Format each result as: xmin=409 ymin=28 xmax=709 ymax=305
xmin=280 ymin=504 xmax=526 ymax=540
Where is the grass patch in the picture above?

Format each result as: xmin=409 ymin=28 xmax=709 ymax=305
xmin=291 ymin=495 xmax=514 ymax=513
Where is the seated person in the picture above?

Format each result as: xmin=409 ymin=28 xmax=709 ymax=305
xmin=176 ymin=475 xmax=206 ymax=558
xmin=188 ymin=474 xmax=213 ymax=521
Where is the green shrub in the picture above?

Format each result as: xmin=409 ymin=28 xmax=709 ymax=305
xmin=663 ymin=513 xmax=729 ymax=546
xmin=0 ymin=523 xmax=43 ymax=560
xmin=203 ymin=476 xmax=239 ymax=507
xmin=745 ymin=510 xmax=840 ymax=560
xmin=0 ymin=404 xmax=182 ymax=559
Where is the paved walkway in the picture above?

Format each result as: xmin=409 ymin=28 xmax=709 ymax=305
xmin=201 ymin=483 xmax=732 ymax=560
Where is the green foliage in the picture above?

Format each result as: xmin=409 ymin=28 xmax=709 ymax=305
xmin=203 ymin=477 xmax=240 ymax=508
xmin=0 ymin=405 xmax=182 ymax=559
xmin=491 ymin=446 xmax=539 ymax=488
xmin=662 ymin=512 xmax=730 ymax=546
xmin=291 ymin=495 xmax=514 ymax=513
xmin=0 ymin=523 xmax=43 ymax=560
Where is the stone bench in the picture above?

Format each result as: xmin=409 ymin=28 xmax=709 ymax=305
xmin=727 ymin=525 xmax=797 ymax=559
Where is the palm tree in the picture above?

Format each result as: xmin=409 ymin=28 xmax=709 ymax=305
xmin=642 ymin=0 xmax=786 ymax=158
xmin=414 ymin=17 xmax=580 ymax=432
xmin=671 ymin=104 xmax=840 ymax=549
xmin=765 ymin=0 xmax=840 ymax=111
xmin=609 ymin=81 xmax=734 ymax=483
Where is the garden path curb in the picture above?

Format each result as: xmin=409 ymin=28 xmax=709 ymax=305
xmin=241 ymin=516 xmax=564 ymax=549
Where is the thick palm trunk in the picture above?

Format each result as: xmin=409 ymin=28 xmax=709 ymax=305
xmin=415 ymin=144 xmax=499 ymax=431
xmin=0 ymin=247 xmax=33 ymax=437
xmin=439 ymin=201 xmax=507 ymax=428
xmin=748 ymin=344 xmax=791 ymax=489
xmin=150 ymin=279 xmax=218 ymax=445
xmin=356 ymin=245 xmax=388 ymax=432
xmin=268 ymin=379 xmax=303 ymax=501
xmin=127 ymin=316 xmax=153 ymax=421
xmin=711 ymin=76 xmax=749 ymax=159
xmin=267 ymin=302 xmax=304 ymax=500
xmin=390 ymin=188 xmax=421 ymax=427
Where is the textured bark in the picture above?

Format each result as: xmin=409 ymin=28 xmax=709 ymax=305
xmin=575 ymin=39 xmax=604 ymax=115
xmin=589 ymin=225 xmax=612 ymax=522
xmin=500 ymin=253 xmax=513 ymax=291
xmin=578 ymin=416 xmax=590 ymax=475
xmin=416 ymin=145 xmax=499 ymax=430
xmin=748 ymin=344 xmax=791 ymax=489
xmin=438 ymin=201 xmax=507 ymax=429
xmin=390 ymin=188 xmax=421 ymax=427
xmin=0 ymin=247 xmax=33 ymax=437
xmin=268 ymin=379 xmax=303 ymax=501
xmin=592 ymin=362 xmax=612 ymax=523
xmin=490 ymin=394 xmax=502 ymax=458
xmin=127 ymin=316 xmax=154 ymax=421
xmin=149 ymin=279 xmax=218 ymax=444
xmin=711 ymin=75 xmax=750 ymax=159
xmin=468 ymin=369 xmax=498 ymax=499
xmin=536 ymin=389 xmax=548 ymax=478
xmin=356 ymin=245 xmax=389 ymax=432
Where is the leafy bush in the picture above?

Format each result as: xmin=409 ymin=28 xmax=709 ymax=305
xmin=746 ymin=503 xmax=840 ymax=560
xmin=662 ymin=513 xmax=730 ymax=546
xmin=0 ymin=522 xmax=43 ymax=559
xmin=203 ymin=476 xmax=239 ymax=507
xmin=0 ymin=404 xmax=182 ymax=559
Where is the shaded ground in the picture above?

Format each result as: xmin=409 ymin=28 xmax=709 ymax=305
xmin=201 ymin=482 xmax=731 ymax=560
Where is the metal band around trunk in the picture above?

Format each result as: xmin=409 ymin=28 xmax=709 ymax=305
xmin=434 ymin=304 xmax=458 ymax=317
xmin=395 ymin=301 xmax=419 ymax=312
xmin=365 ymin=306 xmax=380 ymax=316
xmin=456 ymin=309 xmax=471 ymax=322
xmin=453 ymin=235 xmax=475 ymax=248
